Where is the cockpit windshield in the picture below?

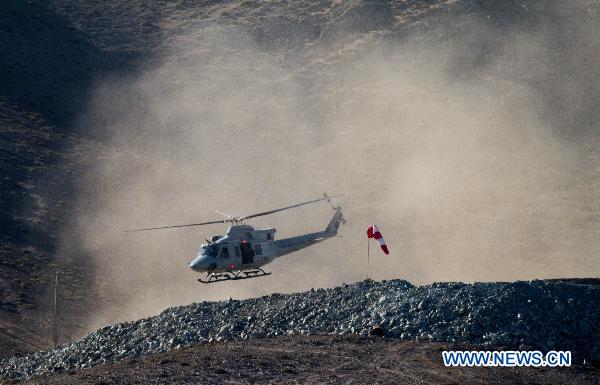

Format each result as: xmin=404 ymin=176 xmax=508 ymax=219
xmin=202 ymin=244 xmax=219 ymax=257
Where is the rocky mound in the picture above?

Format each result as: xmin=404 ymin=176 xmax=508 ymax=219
xmin=1 ymin=279 xmax=599 ymax=380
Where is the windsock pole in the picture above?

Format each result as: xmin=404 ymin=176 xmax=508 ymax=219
xmin=367 ymin=237 xmax=370 ymax=280
xmin=366 ymin=225 xmax=389 ymax=280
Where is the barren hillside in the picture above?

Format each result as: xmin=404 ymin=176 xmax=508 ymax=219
xmin=1 ymin=2 xmax=599 ymax=381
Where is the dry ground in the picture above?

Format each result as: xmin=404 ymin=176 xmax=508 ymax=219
xmin=11 ymin=335 xmax=599 ymax=385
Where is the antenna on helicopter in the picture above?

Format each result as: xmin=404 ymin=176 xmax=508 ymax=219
xmin=324 ymin=192 xmax=340 ymax=210
xmin=324 ymin=192 xmax=346 ymax=225
xmin=124 ymin=193 xmax=345 ymax=232
xmin=215 ymin=210 xmax=234 ymax=220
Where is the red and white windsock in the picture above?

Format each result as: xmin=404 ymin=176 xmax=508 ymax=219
xmin=367 ymin=225 xmax=389 ymax=255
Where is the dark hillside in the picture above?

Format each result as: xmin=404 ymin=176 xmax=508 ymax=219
xmin=0 ymin=0 xmax=156 ymax=357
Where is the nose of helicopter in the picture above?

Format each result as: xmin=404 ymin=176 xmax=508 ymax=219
xmin=189 ymin=255 xmax=217 ymax=272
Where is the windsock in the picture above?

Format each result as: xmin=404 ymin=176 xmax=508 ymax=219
xmin=367 ymin=225 xmax=389 ymax=255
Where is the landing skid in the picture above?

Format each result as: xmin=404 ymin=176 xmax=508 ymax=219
xmin=198 ymin=268 xmax=272 ymax=284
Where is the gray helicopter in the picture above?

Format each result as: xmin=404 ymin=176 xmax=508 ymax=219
xmin=127 ymin=194 xmax=344 ymax=283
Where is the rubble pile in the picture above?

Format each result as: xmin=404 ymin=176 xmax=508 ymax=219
xmin=2 ymin=279 xmax=598 ymax=379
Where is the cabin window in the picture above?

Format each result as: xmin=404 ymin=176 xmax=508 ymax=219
xmin=255 ymin=244 xmax=262 ymax=256
xmin=222 ymin=246 xmax=229 ymax=259
xmin=266 ymin=233 xmax=271 ymax=240
xmin=234 ymin=246 xmax=240 ymax=258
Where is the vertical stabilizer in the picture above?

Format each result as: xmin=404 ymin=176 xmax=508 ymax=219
xmin=325 ymin=207 xmax=343 ymax=236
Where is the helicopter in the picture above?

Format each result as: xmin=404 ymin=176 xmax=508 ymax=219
xmin=127 ymin=194 xmax=345 ymax=283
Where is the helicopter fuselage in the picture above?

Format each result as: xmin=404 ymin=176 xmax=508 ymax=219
xmin=189 ymin=207 xmax=342 ymax=274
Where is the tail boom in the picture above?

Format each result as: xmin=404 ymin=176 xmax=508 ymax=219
xmin=273 ymin=207 xmax=343 ymax=258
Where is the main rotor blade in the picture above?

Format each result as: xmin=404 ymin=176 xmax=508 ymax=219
xmin=237 ymin=194 xmax=345 ymax=221
xmin=124 ymin=193 xmax=344 ymax=232
xmin=124 ymin=219 xmax=227 ymax=232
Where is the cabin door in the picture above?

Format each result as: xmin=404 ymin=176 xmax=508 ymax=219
xmin=239 ymin=242 xmax=254 ymax=264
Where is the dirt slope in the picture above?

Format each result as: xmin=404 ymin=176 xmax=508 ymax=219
xmin=16 ymin=336 xmax=600 ymax=385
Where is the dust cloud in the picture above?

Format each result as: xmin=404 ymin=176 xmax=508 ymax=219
xmin=61 ymin=8 xmax=599 ymax=330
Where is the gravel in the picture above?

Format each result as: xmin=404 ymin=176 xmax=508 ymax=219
xmin=1 ymin=279 xmax=599 ymax=380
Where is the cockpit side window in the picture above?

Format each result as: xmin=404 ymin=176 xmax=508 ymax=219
xmin=204 ymin=244 xmax=218 ymax=257
xmin=222 ymin=246 xmax=229 ymax=259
